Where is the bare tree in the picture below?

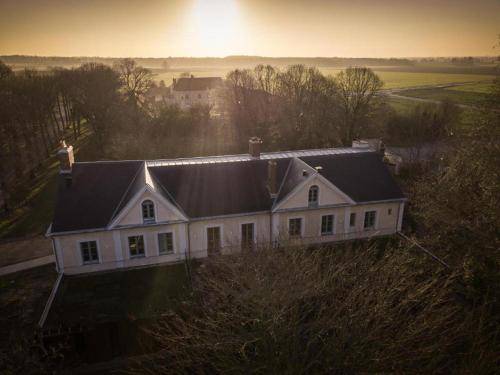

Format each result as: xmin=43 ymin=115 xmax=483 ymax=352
xmin=335 ymin=67 xmax=383 ymax=145
xmin=114 ymin=58 xmax=154 ymax=109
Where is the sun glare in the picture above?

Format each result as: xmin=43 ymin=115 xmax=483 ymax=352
xmin=189 ymin=0 xmax=244 ymax=56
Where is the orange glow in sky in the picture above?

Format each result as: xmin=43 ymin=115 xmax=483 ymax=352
xmin=0 ymin=0 xmax=498 ymax=57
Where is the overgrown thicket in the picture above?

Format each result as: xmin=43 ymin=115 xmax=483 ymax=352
xmin=139 ymin=242 xmax=499 ymax=374
xmin=412 ymin=76 xmax=500 ymax=260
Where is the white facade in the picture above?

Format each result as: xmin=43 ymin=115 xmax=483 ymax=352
xmin=50 ymin=171 xmax=405 ymax=275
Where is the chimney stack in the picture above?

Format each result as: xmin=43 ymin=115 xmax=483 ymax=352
xmin=249 ymin=137 xmax=263 ymax=158
xmin=57 ymin=140 xmax=74 ymax=174
xmin=268 ymin=160 xmax=277 ymax=197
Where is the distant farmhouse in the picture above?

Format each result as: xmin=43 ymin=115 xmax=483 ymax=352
xmin=47 ymin=138 xmax=405 ymax=275
xmin=146 ymin=76 xmax=223 ymax=110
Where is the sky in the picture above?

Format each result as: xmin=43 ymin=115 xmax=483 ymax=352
xmin=0 ymin=0 xmax=498 ymax=58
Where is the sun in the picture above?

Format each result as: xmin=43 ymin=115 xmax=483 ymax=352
xmin=189 ymin=0 xmax=244 ymax=56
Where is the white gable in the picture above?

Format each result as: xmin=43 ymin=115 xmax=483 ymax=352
xmin=109 ymin=186 xmax=187 ymax=228
xmin=275 ymin=174 xmax=353 ymax=211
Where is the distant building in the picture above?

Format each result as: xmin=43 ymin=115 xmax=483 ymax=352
xmin=170 ymin=76 xmax=223 ymax=109
xmin=145 ymin=85 xmax=170 ymax=103
xmin=47 ymin=138 xmax=406 ymax=275
xmin=145 ymin=76 xmax=224 ymax=111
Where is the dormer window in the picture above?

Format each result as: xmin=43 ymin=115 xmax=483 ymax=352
xmin=308 ymin=185 xmax=319 ymax=207
xmin=142 ymin=200 xmax=155 ymax=223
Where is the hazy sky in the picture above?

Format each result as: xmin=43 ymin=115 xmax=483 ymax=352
xmin=0 ymin=0 xmax=498 ymax=57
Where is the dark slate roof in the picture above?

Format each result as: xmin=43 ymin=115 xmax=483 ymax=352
xmin=50 ymin=151 xmax=404 ymax=234
xmin=173 ymin=77 xmax=222 ymax=91
xmin=275 ymin=158 xmax=315 ymax=203
xmin=148 ymin=159 xmax=289 ymax=218
xmin=51 ymin=161 xmax=142 ymax=233
xmin=299 ymin=153 xmax=405 ymax=202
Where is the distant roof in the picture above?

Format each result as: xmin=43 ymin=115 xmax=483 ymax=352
xmin=173 ymin=77 xmax=222 ymax=91
xmin=50 ymin=148 xmax=404 ymax=234
xmin=146 ymin=86 xmax=170 ymax=97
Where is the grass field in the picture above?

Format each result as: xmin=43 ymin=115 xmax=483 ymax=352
xmin=445 ymin=81 xmax=494 ymax=93
xmin=397 ymin=85 xmax=493 ymax=107
xmin=46 ymin=263 xmax=190 ymax=327
xmin=0 ymin=126 xmax=96 ymax=239
xmin=153 ymin=67 xmax=495 ymax=90
xmin=0 ymin=264 xmax=57 ymax=346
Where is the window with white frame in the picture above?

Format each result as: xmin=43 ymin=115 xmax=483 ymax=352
xmin=142 ymin=200 xmax=155 ymax=223
xmin=80 ymin=241 xmax=99 ymax=264
xmin=350 ymin=213 xmax=356 ymax=227
xmin=241 ymin=223 xmax=255 ymax=250
xmin=158 ymin=232 xmax=174 ymax=254
xmin=321 ymin=214 xmax=334 ymax=235
xmin=128 ymin=235 xmax=145 ymax=258
xmin=207 ymin=226 xmax=221 ymax=255
xmin=289 ymin=218 xmax=302 ymax=238
xmin=308 ymin=185 xmax=319 ymax=207
xmin=364 ymin=211 xmax=377 ymax=229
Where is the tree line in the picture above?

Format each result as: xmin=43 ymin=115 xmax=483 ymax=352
xmin=0 ymin=59 xmax=459 ymax=215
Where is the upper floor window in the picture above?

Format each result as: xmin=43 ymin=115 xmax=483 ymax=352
xmin=364 ymin=211 xmax=377 ymax=229
xmin=80 ymin=241 xmax=99 ymax=264
xmin=142 ymin=200 xmax=155 ymax=223
xmin=308 ymin=185 xmax=319 ymax=207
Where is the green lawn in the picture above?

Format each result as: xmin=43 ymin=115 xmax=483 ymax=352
xmin=446 ymin=81 xmax=494 ymax=94
xmin=0 ymin=126 xmax=97 ymax=239
xmin=397 ymin=86 xmax=492 ymax=106
xmin=45 ymin=263 xmax=191 ymax=328
xmin=0 ymin=264 xmax=58 ymax=346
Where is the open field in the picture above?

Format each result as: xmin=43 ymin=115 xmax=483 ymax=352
xmin=153 ymin=67 xmax=495 ymax=89
xmin=396 ymin=85 xmax=494 ymax=107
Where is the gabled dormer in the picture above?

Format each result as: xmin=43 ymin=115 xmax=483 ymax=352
xmin=108 ymin=162 xmax=188 ymax=228
xmin=273 ymin=158 xmax=354 ymax=212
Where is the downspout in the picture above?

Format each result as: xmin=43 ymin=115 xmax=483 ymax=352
xmin=269 ymin=210 xmax=273 ymax=249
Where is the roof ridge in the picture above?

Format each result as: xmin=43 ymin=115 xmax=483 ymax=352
xmin=107 ymin=162 xmax=145 ymax=225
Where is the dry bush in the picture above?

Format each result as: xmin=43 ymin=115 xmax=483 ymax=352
xmin=134 ymin=241 xmax=499 ymax=374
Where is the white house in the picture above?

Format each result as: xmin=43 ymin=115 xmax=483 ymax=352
xmin=169 ymin=76 xmax=222 ymax=109
xmin=47 ymin=138 xmax=405 ymax=275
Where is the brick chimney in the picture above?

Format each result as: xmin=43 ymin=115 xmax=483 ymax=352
xmin=57 ymin=140 xmax=74 ymax=174
xmin=268 ymin=160 xmax=277 ymax=197
xmin=249 ymin=137 xmax=263 ymax=158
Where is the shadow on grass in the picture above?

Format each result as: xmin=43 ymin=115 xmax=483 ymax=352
xmin=0 ymin=127 xmax=101 ymax=239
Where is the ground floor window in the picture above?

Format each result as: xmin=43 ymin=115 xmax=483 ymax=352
xmin=207 ymin=226 xmax=221 ymax=255
xmin=128 ymin=235 xmax=145 ymax=258
xmin=350 ymin=212 xmax=356 ymax=227
xmin=241 ymin=223 xmax=255 ymax=250
xmin=158 ymin=232 xmax=174 ymax=254
xmin=80 ymin=241 xmax=99 ymax=264
xmin=289 ymin=218 xmax=302 ymax=238
xmin=364 ymin=211 xmax=377 ymax=229
xmin=321 ymin=215 xmax=334 ymax=235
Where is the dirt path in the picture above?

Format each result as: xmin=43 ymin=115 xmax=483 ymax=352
xmin=0 ymin=255 xmax=55 ymax=276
